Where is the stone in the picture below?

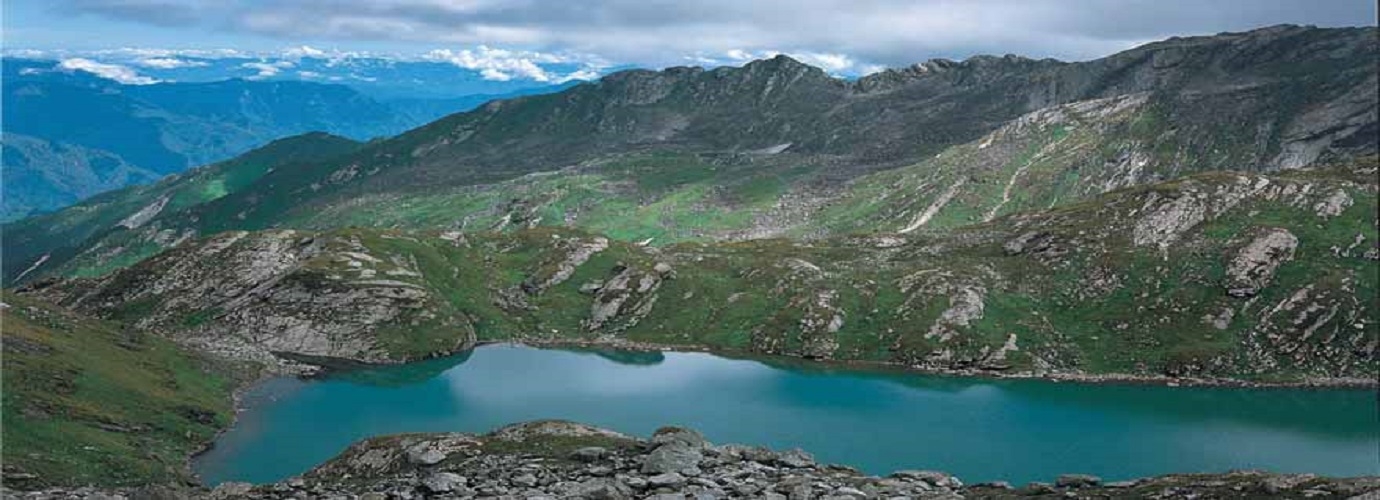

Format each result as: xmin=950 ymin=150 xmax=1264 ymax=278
xmin=651 ymin=426 xmax=709 ymax=449
xmin=775 ymin=449 xmax=815 ymax=468
xmin=832 ymin=486 xmax=868 ymax=498
xmin=209 ymin=482 xmax=254 ymax=499
xmin=892 ymin=470 xmax=960 ymax=488
xmin=643 ymin=443 xmax=704 ymax=474
xmin=1056 ymin=473 xmax=1101 ymax=488
xmin=513 ymin=473 xmax=539 ymax=487
xmin=407 ymin=448 xmax=446 ymax=465
xmin=571 ymin=446 xmax=609 ymax=462
xmin=421 ymin=472 xmax=467 ymax=493
xmin=648 ymin=472 xmax=688 ymax=488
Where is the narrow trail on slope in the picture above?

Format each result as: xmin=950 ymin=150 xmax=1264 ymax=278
xmin=982 ymin=134 xmax=1071 ymax=222
xmin=899 ymin=178 xmax=967 ymax=233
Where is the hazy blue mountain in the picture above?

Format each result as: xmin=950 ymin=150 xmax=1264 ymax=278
xmin=0 ymin=58 xmax=569 ymax=221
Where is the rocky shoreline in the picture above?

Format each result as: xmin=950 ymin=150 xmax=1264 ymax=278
xmin=485 ymin=339 xmax=1380 ymax=390
xmin=8 ymin=421 xmax=1377 ymax=499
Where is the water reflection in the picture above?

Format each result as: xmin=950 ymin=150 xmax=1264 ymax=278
xmin=194 ymin=344 xmax=1379 ymax=486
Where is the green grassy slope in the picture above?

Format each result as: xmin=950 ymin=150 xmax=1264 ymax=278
xmin=25 ymin=161 xmax=1376 ymax=382
xmin=1 ymin=292 xmax=246 ymax=488
xmin=2 ymin=133 xmax=362 ymax=282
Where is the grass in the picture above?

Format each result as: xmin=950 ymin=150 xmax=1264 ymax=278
xmin=1 ymin=292 xmax=246 ymax=488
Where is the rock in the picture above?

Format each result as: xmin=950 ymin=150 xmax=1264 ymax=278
xmin=1313 ymin=188 xmax=1353 ymax=217
xmin=406 ymin=446 xmax=447 ymax=466
xmin=1133 ymin=193 xmax=1205 ymax=249
xmin=209 ymin=482 xmax=254 ymax=499
xmin=1262 ymin=473 xmax=1318 ymax=493
xmin=892 ymin=470 xmax=961 ymax=488
xmin=571 ymin=446 xmax=609 ymax=462
xmin=421 ymin=472 xmax=467 ymax=492
xmin=643 ymin=443 xmax=704 ymax=474
xmin=654 ymin=262 xmax=676 ymax=278
xmin=1056 ymin=473 xmax=1102 ymax=488
xmin=832 ymin=486 xmax=868 ymax=498
xmin=513 ymin=473 xmax=539 ymax=487
xmin=1003 ymin=231 xmax=1054 ymax=256
xmin=648 ymin=472 xmax=688 ymax=488
xmin=570 ymin=478 xmax=631 ymax=500
xmin=1225 ymin=228 xmax=1298 ymax=298
xmin=651 ymin=426 xmax=709 ymax=449
xmin=775 ymin=448 xmax=816 ymax=468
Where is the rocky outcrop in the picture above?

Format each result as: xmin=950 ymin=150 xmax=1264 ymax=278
xmin=1225 ymin=228 xmax=1299 ymax=298
xmin=17 ymin=231 xmax=476 ymax=372
xmin=9 ymin=421 xmax=1378 ymax=499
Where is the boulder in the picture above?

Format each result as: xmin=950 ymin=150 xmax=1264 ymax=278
xmin=1056 ymin=474 xmax=1102 ymax=488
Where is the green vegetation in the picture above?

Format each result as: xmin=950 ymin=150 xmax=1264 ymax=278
xmin=1 ymin=292 xmax=247 ymax=488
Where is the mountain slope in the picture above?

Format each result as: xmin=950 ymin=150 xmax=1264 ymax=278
xmin=5 ymin=25 xmax=1374 ymax=286
xmin=1 ymin=133 xmax=363 ymax=282
xmin=0 ymin=292 xmax=242 ymax=488
xmin=20 ymin=159 xmax=1376 ymax=382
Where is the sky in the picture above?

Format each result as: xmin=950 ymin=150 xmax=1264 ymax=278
xmin=4 ymin=0 xmax=1377 ymax=81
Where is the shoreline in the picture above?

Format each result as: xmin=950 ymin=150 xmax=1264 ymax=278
xmin=480 ymin=337 xmax=1380 ymax=390
xmin=178 ymin=337 xmax=1376 ymax=489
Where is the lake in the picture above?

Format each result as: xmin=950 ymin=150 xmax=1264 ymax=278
xmin=194 ymin=344 xmax=1378 ymax=485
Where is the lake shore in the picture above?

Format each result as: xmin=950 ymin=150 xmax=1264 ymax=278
xmin=480 ymin=337 xmax=1380 ymax=390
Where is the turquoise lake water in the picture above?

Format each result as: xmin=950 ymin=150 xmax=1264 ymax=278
xmin=193 ymin=344 xmax=1379 ymax=485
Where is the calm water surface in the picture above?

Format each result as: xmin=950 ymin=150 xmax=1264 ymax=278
xmin=195 ymin=345 xmax=1378 ymax=485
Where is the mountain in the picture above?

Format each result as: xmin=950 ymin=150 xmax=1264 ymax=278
xmin=2 ymin=23 xmax=1377 ymax=493
xmin=5 ymin=25 xmax=1374 ymax=283
xmin=1 ymin=59 xmax=514 ymax=221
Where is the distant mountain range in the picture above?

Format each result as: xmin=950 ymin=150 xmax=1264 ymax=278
xmin=1 ymin=58 xmax=570 ymax=221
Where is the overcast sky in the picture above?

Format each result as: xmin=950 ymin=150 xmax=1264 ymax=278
xmin=5 ymin=0 xmax=1377 ymax=77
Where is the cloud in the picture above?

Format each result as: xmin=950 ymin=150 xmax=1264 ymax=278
xmin=135 ymin=57 xmax=210 ymax=69
xmin=240 ymin=59 xmax=294 ymax=79
xmin=424 ymin=45 xmax=604 ymax=82
xmin=48 ymin=0 xmax=1377 ymax=71
xmin=57 ymin=58 xmax=160 ymax=84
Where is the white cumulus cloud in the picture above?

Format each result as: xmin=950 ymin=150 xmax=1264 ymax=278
xmin=135 ymin=57 xmax=210 ymax=69
xmin=423 ymin=45 xmax=602 ymax=82
xmin=57 ymin=58 xmax=160 ymax=84
xmin=240 ymin=60 xmax=295 ymax=79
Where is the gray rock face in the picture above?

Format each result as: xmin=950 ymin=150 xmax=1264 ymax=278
xmin=642 ymin=441 xmax=704 ymax=475
xmin=1226 ymin=228 xmax=1299 ymax=298
xmin=18 ymin=231 xmax=478 ymax=371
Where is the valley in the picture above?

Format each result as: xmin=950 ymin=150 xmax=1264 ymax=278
xmin=1 ymin=22 xmax=1376 ymax=498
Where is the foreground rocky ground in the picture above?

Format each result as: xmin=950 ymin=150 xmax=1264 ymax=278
xmin=7 ymin=421 xmax=1377 ymax=499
